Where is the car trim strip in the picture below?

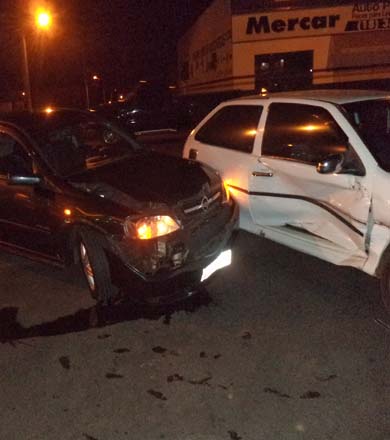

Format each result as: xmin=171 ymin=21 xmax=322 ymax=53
xmin=0 ymin=219 xmax=51 ymax=234
xmin=227 ymin=184 xmax=365 ymax=237
xmin=0 ymin=240 xmax=64 ymax=267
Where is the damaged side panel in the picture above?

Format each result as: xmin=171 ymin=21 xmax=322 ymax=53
xmin=248 ymin=158 xmax=371 ymax=266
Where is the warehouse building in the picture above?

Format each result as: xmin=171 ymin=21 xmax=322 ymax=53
xmin=177 ymin=0 xmax=390 ymax=97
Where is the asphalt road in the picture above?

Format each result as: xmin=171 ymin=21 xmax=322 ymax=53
xmin=1 ymin=230 xmax=390 ymax=440
xmin=1 ymin=132 xmax=390 ymax=440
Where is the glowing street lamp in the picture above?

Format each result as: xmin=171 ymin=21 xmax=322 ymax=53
xmin=22 ymin=7 xmax=53 ymax=111
xmin=36 ymin=9 xmax=52 ymax=29
xmin=89 ymin=74 xmax=106 ymax=105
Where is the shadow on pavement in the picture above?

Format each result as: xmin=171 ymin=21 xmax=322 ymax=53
xmin=0 ymin=289 xmax=212 ymax=344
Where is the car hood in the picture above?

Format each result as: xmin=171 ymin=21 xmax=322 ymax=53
xmin=68 ymin=152 xmax=220 ymax=208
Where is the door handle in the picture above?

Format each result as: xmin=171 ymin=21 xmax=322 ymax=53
xmin=189 ymin=148 xmax=198 ymax=160
xmin=252 ymin=171 xmax=273 ymax=177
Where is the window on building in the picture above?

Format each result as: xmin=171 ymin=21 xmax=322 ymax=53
xmin=195 ymin=105 xmax=263 ymax=153
xmin=255 ymin=51 xmax=313 ymax=92
xmin=262 ymin=103 xmax=349 ymax=164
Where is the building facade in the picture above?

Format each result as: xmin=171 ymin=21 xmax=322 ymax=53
xmin=177 ymin=0 xmax=390 ymax=96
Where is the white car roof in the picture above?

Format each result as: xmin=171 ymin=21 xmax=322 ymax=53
xmin=235 ymin=89 xmax=390 ymax=105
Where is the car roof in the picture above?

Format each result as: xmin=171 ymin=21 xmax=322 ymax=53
xmin=235 ymin=89 xmax=390 ymax=105
xmin=0 ymin=108 xmax=96 ymax=131
xmin=0 ymin=110 xmax=46 ymax=127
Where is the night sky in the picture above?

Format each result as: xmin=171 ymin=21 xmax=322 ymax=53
xmin=0 ymin=0 xmax=212 ymax=103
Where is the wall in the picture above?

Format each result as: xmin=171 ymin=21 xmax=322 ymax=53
xmin=177 ymin=0 xmax=233 ymax=95
xmin=178 ymin=1 xmax=390 ymax=96
xmin=232 ymin=2 xmax=390 ymax=90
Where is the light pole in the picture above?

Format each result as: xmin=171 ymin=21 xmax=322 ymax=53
xmin=21 ymin=34 xmax=33 ymax=112
xmin=22 ymin=8 xmax=52 ymax=112
xmin=92 ymin=74 xmax=106 ymax=104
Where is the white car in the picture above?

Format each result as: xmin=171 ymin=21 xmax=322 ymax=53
xmin=183 ymin=89 xmax=390 ymax=312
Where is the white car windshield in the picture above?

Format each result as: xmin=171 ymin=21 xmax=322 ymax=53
xmin=343 ymin=99 xmax=390 ymax=172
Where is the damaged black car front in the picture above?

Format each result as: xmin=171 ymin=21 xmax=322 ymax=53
xmin=0 ymin=109 xmax=237 ymax=305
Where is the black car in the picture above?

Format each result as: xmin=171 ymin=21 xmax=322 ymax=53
xmin=0 ymin=109 xmax=238 ymax=304
xmin=95 ymin=101 xmax=179 ymax=135
xmin=95 ymin=83 xmax=179 ymax=134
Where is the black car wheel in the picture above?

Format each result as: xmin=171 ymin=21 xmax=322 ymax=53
xmin=78 ymin=229 xmax=117 ymax=304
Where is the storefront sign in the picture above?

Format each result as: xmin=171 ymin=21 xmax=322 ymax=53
xmin=346 ymin=1 xmax=390 ymax=31
xmin=190 ymin=30 xmax=232 ymax=76
xmin=246 ymin=15 xmax=341 ymax=35
xmin=234 ymin=2 xmax=390 ymax=41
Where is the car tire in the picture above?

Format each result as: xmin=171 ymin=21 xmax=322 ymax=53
xmin=77 ymin=228 xmax=117 ymax=305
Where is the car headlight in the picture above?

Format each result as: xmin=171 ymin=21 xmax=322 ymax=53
xmin=125 ymin=215 xmax=180 ymax=240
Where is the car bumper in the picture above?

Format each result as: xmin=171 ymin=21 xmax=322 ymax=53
xmin=106 ymin=201 xmax=239 ymax=304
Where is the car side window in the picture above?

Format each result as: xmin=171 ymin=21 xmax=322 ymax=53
xmin=262 ymin=103 xmax=349 ymax=165
xmin=0 ymin=132 xmax=32 ymax=177
xmin=195 ymin=105 xmax=263 ymax=153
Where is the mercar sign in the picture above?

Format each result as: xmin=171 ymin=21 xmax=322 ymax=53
xmin=234 ymin=2 xmax=390 ymax=41
xmin=246 ymin=15 xmax=341 ymax=35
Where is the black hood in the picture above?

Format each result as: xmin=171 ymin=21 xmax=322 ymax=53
xmin=69 ymin=153 xmax=220 ymax=207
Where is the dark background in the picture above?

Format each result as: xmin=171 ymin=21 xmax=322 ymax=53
xmin=0 ymin=0 xmax=212 ymax=105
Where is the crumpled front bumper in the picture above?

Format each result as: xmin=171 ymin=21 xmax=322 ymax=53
xmin=106 ymin=200 xmax=239 ymax=304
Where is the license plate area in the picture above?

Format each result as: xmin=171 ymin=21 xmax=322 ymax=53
xmin=201 ymin=249 xmax=232 ymax=282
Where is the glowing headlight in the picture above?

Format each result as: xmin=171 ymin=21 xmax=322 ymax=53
xmin=125 ymin=215 xmax=180 ymax=240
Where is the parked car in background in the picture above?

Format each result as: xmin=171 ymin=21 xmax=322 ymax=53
xmin=0 ymin=109 xmax=237 ymax=304
xmin=183 ymin=89 xmax=390 ymax=313
xmin=95 ymin=82 xmax=180 ymax=134
xmin=95 ymin=83 xmax=247 ymax=135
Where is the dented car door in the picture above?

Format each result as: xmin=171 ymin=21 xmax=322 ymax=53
xmin=249 ymin=101 xmax=370 ymax=267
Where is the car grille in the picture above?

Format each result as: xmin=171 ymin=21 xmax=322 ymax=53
xmin=183 ymin=191 xmax=221 ymax=215
xmin=177 ymin=190 xmax=222 ymax=218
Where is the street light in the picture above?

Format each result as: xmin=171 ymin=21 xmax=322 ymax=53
xmin=22 ymin=7 xmax=53 ymax=111
xmin=90 ymin=74 xmax=106 ymax=105
xmin=36 ymin=9 xmax=52 ymax=29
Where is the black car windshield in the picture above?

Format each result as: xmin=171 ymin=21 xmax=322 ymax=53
xmin=342 ymin=99 xmax=390 ymax=172
xmin=31 ymin=110 xmax=142 ymax=177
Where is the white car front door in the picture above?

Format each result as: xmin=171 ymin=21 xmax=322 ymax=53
xmin=247 ymin=101 xmax=371 ymax=268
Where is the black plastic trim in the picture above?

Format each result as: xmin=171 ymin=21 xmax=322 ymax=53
xmin=228 ymin=184 xmax=364 ymax=237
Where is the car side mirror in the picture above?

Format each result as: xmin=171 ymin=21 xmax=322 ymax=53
xmin=316 ymin=154 xmax=344 ymax=174
xmin=7 ymin=174 xmax=41 ymax=186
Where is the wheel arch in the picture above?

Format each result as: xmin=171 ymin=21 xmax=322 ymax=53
xmin=58 ymin=220 xmax=116 ymax=266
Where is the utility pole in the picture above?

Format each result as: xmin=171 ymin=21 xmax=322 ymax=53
xmin=21 ymin=8 xmax=53 ymax=112
xmin=21 ymin=33 xmax=33 ymax=111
